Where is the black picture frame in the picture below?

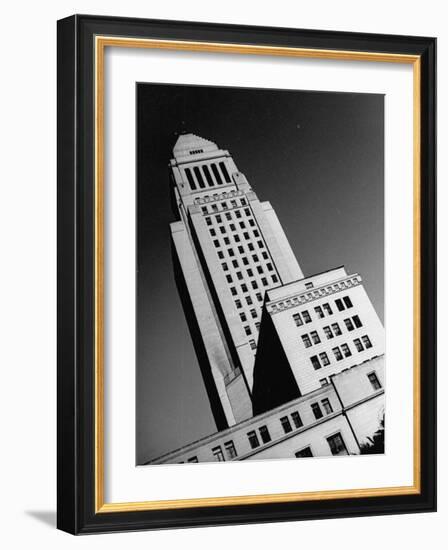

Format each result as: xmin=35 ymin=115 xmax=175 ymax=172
xmin=57 ymin=14 xmax=436 ymax=534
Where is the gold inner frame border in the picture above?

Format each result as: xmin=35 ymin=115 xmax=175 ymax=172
xmin=94 ymin=35 xmax=421 ymax=513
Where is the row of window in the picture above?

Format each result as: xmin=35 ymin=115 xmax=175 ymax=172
xmin=292 ymin=295 xmax=354 ymax=327
xmin=201 ymin=196 xmax=247 ymax=214
xmin=205 ymin=206 xmax=252 ymax=225
xmin=213 ymin=237 xmax=266 ymax=253
xmin=185 ymin=372 xmax=381 ymax=462
xmin=296 ymin=432 xmax=348 ymax=458
xmin=209 ymin=219 xmax=257 ymax=235
xmin=301 ymin=315 xmax=363 ymax=348
xmin=185 ymin=161 xmax=232 ymax=192
xmin=309 ymin=335 xmax=373 ymax=370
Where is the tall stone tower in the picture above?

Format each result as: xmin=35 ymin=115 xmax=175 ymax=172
xmin=169 ymin=133 xmax=304 ymax=429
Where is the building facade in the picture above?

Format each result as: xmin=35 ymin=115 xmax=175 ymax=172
xmin=155 ymin=133 xmax=385 ymax=464
xmin=170 ymin=133 xmax=304 ymax=428
xmin=146 ymin=356 xmax=385 ymax=464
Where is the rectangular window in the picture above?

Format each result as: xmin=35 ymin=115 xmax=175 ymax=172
xmin=319 ymin=352 xmax=330 ymax=366
xmin=243 ymin=231 xmax=250 ymax=240
xmin=327 ymin=433 xmax=348 ymax=456
xmin=248 ymin=243 xmax=255 ymax=251
xmin=219 ymin=225 xmax=226 ymax=234
xmin=209 ymin=228 xmax=216 ymax=237
xmin=226 ymin=274 xmax=233 ymax=283
xmin=314 ymin=306 xmax=324 ymax=319
xmin=302 ymin=334 xmax=312 ymax=348
xmin=211 ymin=204 xmax=218 ymax=212
xmin=216 ymin=214 xmax=222 ymax=223
xmin=321 ymin=398 xmax=333 ymax=415
xmin=295 ymin=447 xmax=313 ymax=458
xmin=218 ymin=251 xmax=224 ymax=259
xmin=185 ymin=167 xmax=197 ymax=190
xmin=333 ymin=347 xmax=343 ymax=361
xmin=362 ymin=335 xmax=373 ymax=348
xmin=242 ymin=257 xmax=249 ymax=266
xmin=228 ymin=248 xmax=235 ymax=257
xmin=353 ymin=315 xmax=362 ymax=328
xmin=252 ymin=254 xmax=259 ymax=262
xmin=244 ymin=206 xmax=250 ymax=214
xmin=247 ymin=268 xmax=253 ymax=277
xmin=249 ymin=219 xmax=255 ymax=227
xmin=310 ymin=355 xmax=321 ymax=370
xmin=230 ymin=199 xmax=237 ymax=208
xmin=205 ymin=217 xmax=211 ymax=226
xmin=212 ymin=446 xmax=225 ymax=461
xmin=343 ymin=296 xmax=353 ymax=308
xmin=280 ymin=416 xmax=293 ymax=434
xmin=354 ymin=338 xmax=364 ymax=352
xmin=213 ymin=239 xmax=220 ymax=248
xmin=341 ymin=343 xmax=352 ymax=357
xmin=272 ymin=275 xmax=279 ymax=283
xmin=250 ymin=309 xmax=257 ymax=319
xmin=187 ymin=456 xmax=198 ymax=463
xmin=293 ymin=313 xmax=303 ymax=326
xmin=323 ymin=326 xmax=333 ymax=339
xmin=236 ymin=271 xmax=243 ymax=280
xmin=320 ymin=378 xmax=329 ymax=386
xmin=344 ymin=318 xmax=354 ymax=331
xmin=211 ymin=163 xmax=223 ymax=185
xmin=235 ymin=299 xmax=242 ymax=309
xmin=262 ymin=251 xmax=269 ymax=260
xmin=302 ymin=310 xmax=311 ymax=323
xmin=246 ymin=296 xmax=253 ymax=305
xmin=257 ymin=265 xmax=263 ymax=274
xmin=335 ymin=298 xmax=345 ymax=311
xmin=368 ymin=372 xmax=382 ymax=390
xmin=247 ymin=431 xmax=260 ymax=449
xmin=251 ymin=281 xmax=258 ymax=290
xmin=267 ymin=262 xmax=273 ymax=271
xmin=230 ymin=287 xmax=237 ymax=296
xmin=310 ymin=330 xmax=321 ymax=344
xmin=235 ymin=210 xmax=242 ymax=219
xmin=221 ymin=202 xmax=228 ymax=210
xmin=225 ymin=212 xmax=232 ymax=221
xmin=291 ymin=411 xmax=303 ymax=429
xmin=241 ymin=283 xmax=248 ymax=292
xmin=255 ymin=322 xmax=260 ymax=331
xmin=239 ymin=221 xmax=246 ymax=229
xmin=261 ymin=277 xmax=268 ymax=286
xmin=223 ymin=237 xmax=230 ymax=246
xmin=323 ymin=303 xmax=333 ymax=315
xmin=331 ymin=322 xmax=342 ymax=336
xmin=219 ymin=161 xmax=231 ymax=183
xmin=240 ymin=198 xmax=247 ymax=206
xmin=240 ymin=312 xmax=247 ymax=322
xmin=311 ymin=402 xmax=323 ymax=420
xmin=232 ymin=259 xmax=238 ymax=268
xmin=224 ymin=441 xmax=237 ymax=459
xmin=257 ymin=240 xmax=264 ymax=249
xmin=249 ymin=339 xmax=257 ymax=350
xmin=237 ymin=245 xmax=244 ymax=254
xmin=256 ymin=293 xmax=263 ymax=302
xmin=259 ymin=425 xmax=271 ymax=443
xmin=305 ymin=282 xmax=314 ymax=289
xmin=244 ymin=326 xmax=251 ymax=336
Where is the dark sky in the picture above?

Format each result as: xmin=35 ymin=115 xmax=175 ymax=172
xmin=136 ymin=83 xmax=384 ymax=464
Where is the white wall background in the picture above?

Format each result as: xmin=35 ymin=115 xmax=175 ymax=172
xmin=0 ymin=0 xmax=444 ymax=547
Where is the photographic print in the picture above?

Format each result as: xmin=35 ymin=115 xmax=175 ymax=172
xmin=136 ymin=83 xmax=385 ymax=466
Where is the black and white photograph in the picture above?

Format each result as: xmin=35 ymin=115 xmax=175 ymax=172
xmin=136 ymin=83 xmax=385 ymax=465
